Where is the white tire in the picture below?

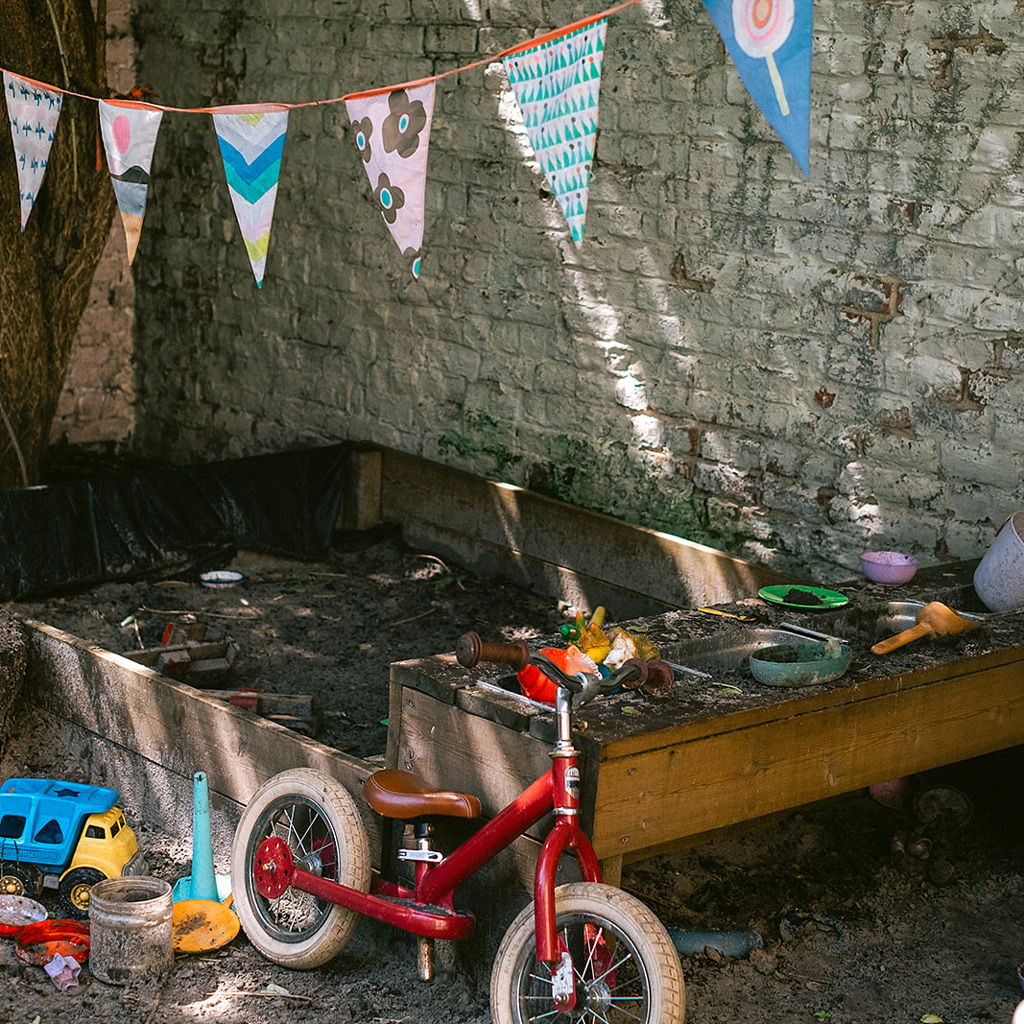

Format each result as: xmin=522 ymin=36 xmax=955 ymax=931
xmin=230 ymin=768 xmax=370 ymax=968
xmin=490 ymin=882 xmax=685 ymax=1023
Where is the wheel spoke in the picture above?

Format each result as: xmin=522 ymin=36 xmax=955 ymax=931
xmin=516 ymin=918 xmax=648 ymax=1024
xmin=580 ymin=922 xmax=603 ymax=981
xmin=605 ymin=1001 xmax=643 ymax=1020
xmin=589 ymin=950 xmax=633 ymax=987
xmin=293 ymin=808 xmax=319 ymax=854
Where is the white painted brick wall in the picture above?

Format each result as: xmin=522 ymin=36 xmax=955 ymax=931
xmin=86 ymin=0 xmax=1024 ymax=581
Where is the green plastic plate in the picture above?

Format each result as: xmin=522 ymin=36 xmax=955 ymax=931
xmin=757 ymin=585 xmax=849 ymax=610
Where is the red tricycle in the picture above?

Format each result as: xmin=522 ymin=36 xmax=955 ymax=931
xmin=230 ymin=632 xmax=686 ymax=1023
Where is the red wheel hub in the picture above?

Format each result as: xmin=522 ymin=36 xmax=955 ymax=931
xmin=254 ymin=837 xmax=295 ymax=898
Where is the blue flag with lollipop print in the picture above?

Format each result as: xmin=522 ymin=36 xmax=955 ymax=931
xmin=703 ymin=0 xmax=813 ymax=177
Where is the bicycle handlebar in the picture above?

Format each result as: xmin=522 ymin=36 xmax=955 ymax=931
xmin=455 ymin=631 xmax=674 ymax=703
xmin=454 ymin=632 xmax=530 ymax=672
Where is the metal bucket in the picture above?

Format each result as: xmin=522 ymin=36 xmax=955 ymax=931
xmin=89 ymin=877 xmax=173 ymax=986
xmin=974 ymin=512 xmax=1024 ymax=612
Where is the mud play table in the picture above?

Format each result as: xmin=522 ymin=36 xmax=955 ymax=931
xmin=387 ymin=560 xmax=1024 ymax=884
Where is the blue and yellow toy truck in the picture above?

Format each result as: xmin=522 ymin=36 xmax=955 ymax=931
xmin=0 ymin=778 xmax=148 ymax=916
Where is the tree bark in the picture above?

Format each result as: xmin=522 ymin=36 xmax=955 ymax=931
xmin=0 ymin=0 xmax=116 ymax=489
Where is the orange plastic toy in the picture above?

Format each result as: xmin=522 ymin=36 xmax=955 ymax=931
xmin=516 ymin=645 xmax=599 ymax=702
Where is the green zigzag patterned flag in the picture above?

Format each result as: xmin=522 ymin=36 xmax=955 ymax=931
xmin=213 ymin=109 xmax=288 ymax=287
xmin=502 ymin=19 xmax=606 ymax=246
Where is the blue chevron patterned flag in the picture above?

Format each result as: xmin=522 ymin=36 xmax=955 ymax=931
xmin=502 ymin=19 xmax=607 ymax=246
xmin=212 ymin=109 xmax=289 ymax=286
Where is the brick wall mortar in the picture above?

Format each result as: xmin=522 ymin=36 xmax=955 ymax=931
xmin=100 ymin=0 xmax=1024 ymax=580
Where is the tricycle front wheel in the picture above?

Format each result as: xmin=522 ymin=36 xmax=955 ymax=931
xmin=490 ymin=882 xmax=686 ymax=1024
xmin=230 ymin=769 xmax=370 ymax=969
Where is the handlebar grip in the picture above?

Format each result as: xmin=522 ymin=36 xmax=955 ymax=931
xmin=643 ymin=660 xmax=675 ymax=696
xmin=455 ymin=632 xmax=530 ymax=671
xmin=615 ymin=657 xmax=649 ymax=690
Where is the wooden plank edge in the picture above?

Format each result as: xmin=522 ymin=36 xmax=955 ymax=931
xmin=595 ymin=645 xmax=1024 ymax=761
xmin=18 ymin=616 xmax=381 ymax=846
xmin=619 ymin=803 xmax=837 ymax=867
xmin=339 ymin=445 xmax=383 ymax=531
xmin=588 ymin=659 xmax=1024 ymax=857
xmin=378 ymin=446 xmax=801 ymax=609
xmin=396 ymin=516 xmax=678 ymax=619
xmin=20 ymin=704 xmax=244 ymax=862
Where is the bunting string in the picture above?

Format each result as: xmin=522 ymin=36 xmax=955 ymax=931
xmin=2 ymin=0 xmax=642 ymax=112
xmin=2 ymin=0 xmax=812 ymax=281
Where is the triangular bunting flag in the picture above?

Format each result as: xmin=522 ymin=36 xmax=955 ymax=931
xmin=502 ymin=19 xmax=607 ymax=247
xmin=702 ymin=0 xmax=813 ymax=176
xmin=99 ymin=102 xmax=163 ymax=264
xmin=345 ymin=83 xmax=435 ymax=279
xmin=3 ymin=71 xmax=63 ymax=230
xmin=212 ymin=109 xmax=288 ymax=287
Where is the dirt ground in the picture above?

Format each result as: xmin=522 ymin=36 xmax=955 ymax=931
xmin=2 ymin=526 xmax=1024 ymax=1023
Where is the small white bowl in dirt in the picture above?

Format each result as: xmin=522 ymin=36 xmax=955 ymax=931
xmin=0 ymin=894 xmax=47 ymax=936
xmin=198 ymin=570 xmax=245 ymax=588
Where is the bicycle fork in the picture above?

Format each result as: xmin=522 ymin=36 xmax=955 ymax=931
xmin=534 ymin=688 xmax=602 ymax=1012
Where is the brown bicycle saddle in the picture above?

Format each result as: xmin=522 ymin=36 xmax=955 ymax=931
xmin=363 ymin=769 xmax=482 ymax=820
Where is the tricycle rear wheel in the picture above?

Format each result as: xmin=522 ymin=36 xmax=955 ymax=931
xmin=230 ymin=769 xmax=370 ymax=968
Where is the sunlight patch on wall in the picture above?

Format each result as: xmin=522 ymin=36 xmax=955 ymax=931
xmin=631 ymin=413 xmax=662 ymax=447
xmin=616 ymin=370 xmax=647 ymax=411
xmin=493 ymin=65 xmax=536 ymax=166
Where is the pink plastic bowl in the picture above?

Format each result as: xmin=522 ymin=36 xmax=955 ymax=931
xmin=860 ymin=551 xmax=919 ymax=586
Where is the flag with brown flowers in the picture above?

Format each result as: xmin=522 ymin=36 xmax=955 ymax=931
xmin=345 ymin=82 xmax=436 ymax=279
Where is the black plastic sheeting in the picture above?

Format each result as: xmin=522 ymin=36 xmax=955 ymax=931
xmin=0 ymin=444 xmax=349 ymax=600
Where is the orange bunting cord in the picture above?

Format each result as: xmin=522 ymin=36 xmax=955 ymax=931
xmin=1 ymin=0 xmax=643 ymax=112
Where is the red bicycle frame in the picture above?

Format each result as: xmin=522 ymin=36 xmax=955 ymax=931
xmin=253 ymin=687 xmax=601 ymax=965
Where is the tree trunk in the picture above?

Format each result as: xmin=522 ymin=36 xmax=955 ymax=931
xmin=0 ymin=1 xmax=116 ymax=489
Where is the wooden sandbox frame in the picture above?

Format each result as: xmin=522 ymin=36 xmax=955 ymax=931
xmin=15 ymin=446 xmax=797 ymax=883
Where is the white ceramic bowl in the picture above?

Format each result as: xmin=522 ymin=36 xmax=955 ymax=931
xmin=198 ymin=570 xmax=245 ymax=589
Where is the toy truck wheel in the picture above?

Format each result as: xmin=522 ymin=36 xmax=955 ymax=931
xmin=59 ymin=868 xmax=106 ymax=918
xmin=0 ymin=864 xmax=40 ymax=898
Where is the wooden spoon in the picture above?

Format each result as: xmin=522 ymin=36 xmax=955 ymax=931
xmin=871 ymin=601 xmax=980 ymax=655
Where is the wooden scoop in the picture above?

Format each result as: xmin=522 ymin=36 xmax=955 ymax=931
xmin=871 ymin=601 xmax=980 ymax=655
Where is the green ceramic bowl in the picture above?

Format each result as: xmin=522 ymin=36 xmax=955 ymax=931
xmin=749 ymin=641 xmax=852 ymax=687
